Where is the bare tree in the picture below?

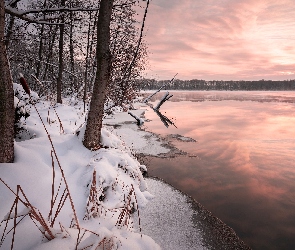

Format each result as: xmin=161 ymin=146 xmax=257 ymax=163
xmin=83 ymin=0 xmax=114 ymax=150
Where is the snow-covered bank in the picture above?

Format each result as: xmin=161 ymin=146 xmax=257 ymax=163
xmin=1 ymin=92 xmax=161 ymax=250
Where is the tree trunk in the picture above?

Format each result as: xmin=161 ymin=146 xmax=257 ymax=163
xmin=56 ymin=0 xmax=65 ymax=104
xmin=69 ymin=9 xmax=75 ymax=73
xmin=83 ymin=13 xmax=92 ymax=112
xmin=5 ymin=2 xmax=16 ymax=49
xmin=36 ymin=0 xmax=47 ymax=79
xmin=83 ymin=0 xmax=114 ymax=150
xmin=36 ymin=24 xmax=44 ymax=79
xmin=0 ymin=2 xmax=14 ymax=163
xmin=42 ymin=25 xmax=58 ymax=81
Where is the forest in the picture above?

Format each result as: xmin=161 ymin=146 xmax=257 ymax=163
xmin=140 ymin=78 xmax=295 ymax=91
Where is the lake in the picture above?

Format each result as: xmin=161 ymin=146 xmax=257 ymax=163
xmin=141 ymin=91 xmax=295 ymax=250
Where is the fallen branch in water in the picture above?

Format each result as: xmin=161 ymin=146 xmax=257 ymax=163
xmin=128 ymin=111 xmax=144 ymax=126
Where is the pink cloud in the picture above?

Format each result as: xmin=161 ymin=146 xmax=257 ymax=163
xmin=144 ymin=0 xmax=295 ymax=80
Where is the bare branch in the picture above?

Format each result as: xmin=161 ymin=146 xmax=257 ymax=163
xmin=5 ymin=6 xmax=62 ymax=24
xmin=6 ymin=0 xmax=21 ymax=6
xmin=4 ymin=3 xmax=99 ymax=25
xmin=143 ymin=73 xmax=178 ymax=103
xmin=153 ymin=109 xmax=177 ymax=128
xmin=154 ymin=91 xmax=173 ymax=110
xmin=120 ymin=0 xmax=150 ymax=84
xmin=13 ymin=7 xmax=100 ymax=16
xmin=33 ymin=59 xmax=78 ymax=77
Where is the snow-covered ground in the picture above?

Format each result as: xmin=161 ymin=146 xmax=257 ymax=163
xmin=1 ymin=86 xmax=162 ymax=250
xmin=0 ymin=86 xmax=250 ymax=249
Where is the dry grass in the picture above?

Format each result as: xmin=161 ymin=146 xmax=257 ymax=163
xmin=1 ymin=77 xmax=144 ymax=249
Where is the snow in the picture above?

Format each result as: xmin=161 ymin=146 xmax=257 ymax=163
xmin=0 ymin=86 xmax=162 ymax=250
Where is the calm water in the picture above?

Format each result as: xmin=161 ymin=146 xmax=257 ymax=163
xmin=141 ymin=91 xmax=295 ymax=250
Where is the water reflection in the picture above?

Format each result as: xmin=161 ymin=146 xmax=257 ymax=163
xmin=140 ymin=91 xmax=295 ymax=250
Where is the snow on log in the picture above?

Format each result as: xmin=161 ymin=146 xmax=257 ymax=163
xmin=128 ymin=111 xmax=144 ymax=126
xmin=154 ymin=91 xmax=173 ymax=111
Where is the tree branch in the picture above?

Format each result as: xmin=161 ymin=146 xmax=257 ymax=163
xmin=5 ymin=6 xmax=62 ymax=24
xmin=4 ymin=3 xmax=100 ymax=25
xmin=143 ymin=73 xmax=178 ymax=103
xmin=11 ymin=7 xmax=100 ymax=16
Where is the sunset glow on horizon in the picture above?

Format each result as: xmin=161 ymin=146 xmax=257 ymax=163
xmin=143 ymin=0 xmax=295 ymax=81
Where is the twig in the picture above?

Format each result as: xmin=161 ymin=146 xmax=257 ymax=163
xmin=11 ymin=186 xmax=20 ymax=249
xmin=131 ymin=184 xmax=142 ymax=237
xmin=143 ymin=73 xmax=178 ymax=103
xmin=52 ymin=107 xmax=65 ymax=134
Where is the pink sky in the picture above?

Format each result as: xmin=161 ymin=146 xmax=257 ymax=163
xmin=143 ymin=0 xmax=295 ymax=80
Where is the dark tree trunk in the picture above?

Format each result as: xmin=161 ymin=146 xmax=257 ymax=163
xmin=83 ymin=13 xmax=92 ymax=112
xmin=69 ymin=9 xmax=75 ymax=73
xmin=56 ymin=0 xmax=65 ymax=104
xmin=36 ymin=24 xmax=44 ymax=79
xmin=5 ymin=4 xmax=15 ymax=48
xmin=0 ymin=2 xmax=14 ymax=163
xmin=56 ymin=22 xmax=64 ymax=104
xmin=83 ymin=0 xmax=114 ymax=150
xmin=36 ymin=0 xmax=47 ymax=79
xmin=42 ymin=25 xmax=58 ymax=81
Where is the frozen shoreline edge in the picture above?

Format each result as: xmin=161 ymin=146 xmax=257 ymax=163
xmin=146 ymin=176 xmax=251 ymax=249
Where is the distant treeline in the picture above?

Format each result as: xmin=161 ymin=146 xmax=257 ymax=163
xmin=140 ymin=79 xmax=295 ymax=91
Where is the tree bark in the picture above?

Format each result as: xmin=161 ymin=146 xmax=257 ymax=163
xmin=5 ymin=1 xmax=16 ymax=49
xmin=0 ymin=2 xmax=14 ymax=163
xmin=36 ymin=0 xmax=47 ymax=79
xmin=83 ymin=0 xmax=114 ymax=150
xmin=83 ymin=13 xmax=92 ymax=112
xmin=56 ymin=0 xmax=65 ymax=104
xmin=36 ymin=24 xmax=44 ymax=79
xmin=56 ymin=21 xmax=64 ymax=104
xmin=42 ymin=25 xmax=58 ymax=81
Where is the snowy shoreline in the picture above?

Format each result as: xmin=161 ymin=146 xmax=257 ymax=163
xmin=0 ymin=90 xmax=250 ymax=249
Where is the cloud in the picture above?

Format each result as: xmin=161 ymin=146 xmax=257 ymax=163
xmin=144 ymin=0 xmax=295 ymax=80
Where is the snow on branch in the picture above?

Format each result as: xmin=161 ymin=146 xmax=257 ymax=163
xmin=4 ymin=2 xmax=100 ymax=25
xmin=154 ymin=91 xmax=173 ymax=111
xmin=6 ymin=0 xmax=21 ymax=6
xmin=10 ymin=6 xmax=100 ymax=16
xmin=128 ymin=111 xmax=144 ymax=126
xmin=142 ymin=74 xmax=178 ymax=128
xmin=5 ymin=6 xmax=61 ymax=25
